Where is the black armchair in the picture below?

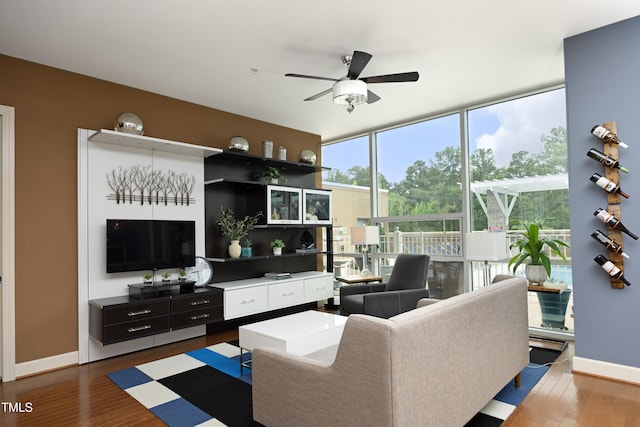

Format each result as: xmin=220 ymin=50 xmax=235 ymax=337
xmin=339 ymin=254 xmax=430 ymax=318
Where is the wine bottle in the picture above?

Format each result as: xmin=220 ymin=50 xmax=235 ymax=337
xmin=589 ymin=173 xmax=629 ymax=198
xmin=590 ymin=229 xmax=630 ymax=259
xmin=586 ymin=148 xmax=629 ymax=173
xmin=593 ymin=208 xmax=639 ymax=240
xmin=591 ymin=125 xmax=629 ymax=148
xmin=594 ymin=254 xmax=631 ymax=286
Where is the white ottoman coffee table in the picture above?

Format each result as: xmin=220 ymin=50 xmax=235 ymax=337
xmin=239 ymin=310 xmax=347 ymax=369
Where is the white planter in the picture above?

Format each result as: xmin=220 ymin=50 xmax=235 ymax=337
xmin=273 ymin=247 xmax=282 ymax=256
xmin=526 ymin=264 xmax=547 ymax=285
xmin=228 ymin=240 xmax=242 ymax=258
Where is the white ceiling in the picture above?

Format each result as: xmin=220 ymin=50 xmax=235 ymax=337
xmin=1 ymin=1 xmax=639 ymax=141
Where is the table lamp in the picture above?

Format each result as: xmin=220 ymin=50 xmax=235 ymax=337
xmin=351 ymin=226 xmax=380 ymax=276
xmin=465 ymin=232 xmax=508 ymax=286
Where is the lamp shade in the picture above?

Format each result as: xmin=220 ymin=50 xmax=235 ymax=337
xmin=333 ymin=80 xmax=368 ymax=105
xmin=351 ymin=226 xmax=380 ymax=245
xmin=465 ymin=232 xmax=508 ymax=261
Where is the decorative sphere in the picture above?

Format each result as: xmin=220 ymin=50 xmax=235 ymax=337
xmin=114 ymin=112 xmax=144 ymax=135
xmin=228 ymin=136 xmax=249 ymax=152
xmin=299 ymin=149 xmax=316 ymax=164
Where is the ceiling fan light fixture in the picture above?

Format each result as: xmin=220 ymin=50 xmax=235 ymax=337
xmin=332 ymin=79 xmax=367 ymax=106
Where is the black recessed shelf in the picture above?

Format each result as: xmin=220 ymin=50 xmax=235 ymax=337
xmin=213 ymin=149 xmax=330 ymax=172
xmin=206 ymin=251 xmax=330 ymax=263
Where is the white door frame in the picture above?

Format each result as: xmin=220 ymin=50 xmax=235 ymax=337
xmin=1 ymin=105 xmax=16 ymax=381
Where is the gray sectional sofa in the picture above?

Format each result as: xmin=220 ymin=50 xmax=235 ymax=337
xmin=252 ymin=275 xmax=529 ymax=427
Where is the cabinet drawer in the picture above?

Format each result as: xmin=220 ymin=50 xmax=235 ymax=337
xmin=304 ymin=276 xmax=334 ymax=302
xmin=172 ymin=292 xmax=222 ymax=314
xmin=269 ymin=280 xmax=304 ymax=310
xmin=102 ymin=316 xmax=170 ymax=345
xmin=104 ymin=300 xmax=170 ymax=325
xmin=225 ymin=286 xmax=268 ymax=319
xmin=172 ymin=306 xmax=223 ymax=329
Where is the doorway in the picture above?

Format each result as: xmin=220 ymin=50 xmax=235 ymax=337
xmin=0 ymin=105 xmax=16 ymax=381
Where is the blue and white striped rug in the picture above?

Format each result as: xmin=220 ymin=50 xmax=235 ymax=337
xmin=107 ymin=342 xmax=558 ymax=427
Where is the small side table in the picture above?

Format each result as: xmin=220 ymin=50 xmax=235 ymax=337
xmin=527 ymin=284 xmax=571 ymax=329
xmin=335 ymin=275 xmax=383 ymax=285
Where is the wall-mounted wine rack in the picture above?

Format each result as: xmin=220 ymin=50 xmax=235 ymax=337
xmin=600 ymin=121 xmax=626 ymax=289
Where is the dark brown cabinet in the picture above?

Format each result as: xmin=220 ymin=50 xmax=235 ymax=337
xmin=89 ymin=287 xmax=223 ymax=345
xmin=171 ymin=289 xmax=223 ymax=329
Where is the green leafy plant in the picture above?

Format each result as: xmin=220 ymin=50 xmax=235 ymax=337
xmin=143 ymin=273 xmax=153 ymax=282
xmin=270 ymin=239 xmax=285 ymax=248
xmin=161 ymin=272 xmax=170 ymax=281
xmin=218 ymin=207 xmax=262 ymax=241
xmin=508 ymin=222 xmax=569 ymax=276
xmin=242 ymin=238 xmax=252 ymax=248
xmin=262 ymin=166 xmax=286 ymax=183
xmin=179 ymin=268 xmax=186 ymax=277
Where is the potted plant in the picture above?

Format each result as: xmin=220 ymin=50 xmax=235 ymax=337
xmin=218 ymin=206 xmax=262 ymax=258
xmin=508 ymin=222 xmax=569 ymax=285
xmin=241 ymin=238 xmax=252 ymax=257
xmin=161 ymin=272 xmax=171 ymax=283
xmin=178 ymin=268 xmax=187 ymax=281
xmin=271 ymin=238 xmax=285 ymax=256
xmin=262 ymin=166 xmax=286 ymax=184
xmin=143 ymin=273 xmax=153 ymax=284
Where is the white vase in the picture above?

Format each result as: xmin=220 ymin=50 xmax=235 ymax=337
xmin=273 ymin=247 xmax=282 ymax=256
xmin=526 ymin=264 xmax=547 ymax=285
xmin=228 ymin=240 xmax=242 ymax=258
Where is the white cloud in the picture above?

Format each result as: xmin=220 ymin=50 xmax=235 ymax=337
xmin=475 ymin=90 xmax=566 ymax=167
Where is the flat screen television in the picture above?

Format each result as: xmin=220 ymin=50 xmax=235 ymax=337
xmin=106 ymin=219 xmax=196 ymax=273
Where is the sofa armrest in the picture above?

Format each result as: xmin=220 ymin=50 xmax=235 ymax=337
xmin=416 ymin=298 xmax=440 ymax=308
xmin=339 ymin=282 xmax=386 ymax=299
xmin=252 ymin=315 xmax=395 ymax=427
xmin=363 ymin=288 xmax=430 ymax=318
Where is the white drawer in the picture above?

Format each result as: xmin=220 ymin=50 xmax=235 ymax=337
xmin=269 ymin=280 xmax=304 ymax=310
xmin=224 ymin=285 xmax=268 ymax=319
xmin=304 ymin=276 xmax=333 ymax=302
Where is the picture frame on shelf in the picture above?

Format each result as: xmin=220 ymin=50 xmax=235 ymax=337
xmin=266 ymin=185 xmax=302 ymax=225
xmin=303 ymin=188 xmax=332 ymax=225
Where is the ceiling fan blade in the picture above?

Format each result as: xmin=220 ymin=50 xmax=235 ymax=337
xmin=347 ymin=50 xmax=373 ymax=80
xmin=285 ymin=73 xmax=340 ymax=82
xmin=304 ymin=88 xmax=333 ymax=101
xmin=361 ymin=71 xmax=419 ymax=84
xmin=366 ymin=90 xmax=381 ymax=104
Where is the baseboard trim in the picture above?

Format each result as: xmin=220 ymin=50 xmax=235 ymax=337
xmin=15 ymin=351 xmax=78 ymax=379
xmin=573 ymin=356 xmax=640 ymax=385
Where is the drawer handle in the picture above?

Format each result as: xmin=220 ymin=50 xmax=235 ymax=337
xmin=315 ymin=287 xmax=326 ymax=291
xmin=190 ymin=299 xmax=210 ymax=306
xmin=128 ymin=309 xmax=152 ymax=317
xmin=190 ymin=314 xmax=210 ymax=320
xmin=128 ymin=325 xmax=152 ymax=333
xmin=282 ymin=292 xmax=294 ymax=297
xmin=241 ymin=299 xmax=255 ymax=304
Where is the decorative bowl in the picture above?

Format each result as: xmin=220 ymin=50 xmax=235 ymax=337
xmin=229 ymin=136 xmax=249 ymax=152
xmin=299 ymin=149 xmax=316 ymax=164
xmin=114 ymin=112 xmax=144 ymax=135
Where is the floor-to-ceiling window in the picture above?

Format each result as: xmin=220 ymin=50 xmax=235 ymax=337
xmin=468 ymin=87 xmax=571 ymax=334
xmin=322 ymin=86 xmax=571 ymax=336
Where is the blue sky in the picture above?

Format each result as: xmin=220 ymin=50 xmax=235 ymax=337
xmin=322 ymin=88 xmax=566 ymax=184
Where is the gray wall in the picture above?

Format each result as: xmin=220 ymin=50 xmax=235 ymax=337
xmin=565 ymin=15 xmax=640 ymax=367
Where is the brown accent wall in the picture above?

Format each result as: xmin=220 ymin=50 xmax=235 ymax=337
xmin=0 ymin=54 xmax=321 ymax=365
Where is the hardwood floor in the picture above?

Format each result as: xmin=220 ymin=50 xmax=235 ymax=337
xmin=1 ymin=328 xmax=639 ymax=426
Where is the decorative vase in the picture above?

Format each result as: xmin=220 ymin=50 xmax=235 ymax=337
xmin=526 ymin=264 xmax=547 ymax=285
xmin=273 ymin=247 xmax=282 ymax=256
xmin=228 ymin=240 xmax=242 ymax=258
xmin=241 ymin=247 xmax=252 ymax=257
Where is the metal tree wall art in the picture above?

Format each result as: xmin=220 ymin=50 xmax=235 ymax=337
xmin=106 ymin=165 xmax=197 ymax=206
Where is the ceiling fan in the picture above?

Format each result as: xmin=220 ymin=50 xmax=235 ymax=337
xmin=285 ymin=50 xmax=419 ymax=113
